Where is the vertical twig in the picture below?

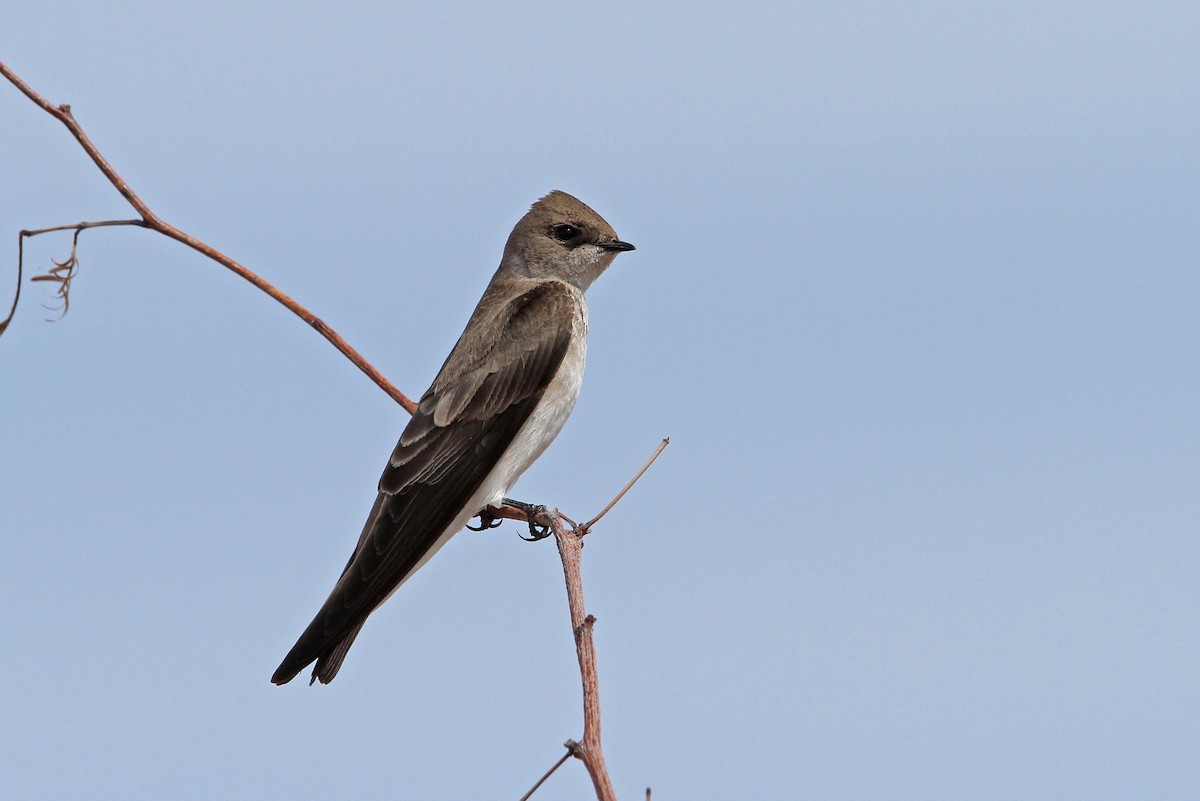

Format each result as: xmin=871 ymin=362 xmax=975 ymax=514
xmin=551 ymin=513 xmax=618 ymax=801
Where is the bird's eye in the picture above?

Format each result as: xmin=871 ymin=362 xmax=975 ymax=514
xmin=552 ymin=224 xmax=581 ymax=243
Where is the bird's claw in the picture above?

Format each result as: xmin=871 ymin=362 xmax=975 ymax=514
xmin=504 ymin=498 xmax=552 ymax=541
xmin=518 ymin=520 xmax=552 ymax=541
xmin=467 ymin=509 xmax=503 ymax=531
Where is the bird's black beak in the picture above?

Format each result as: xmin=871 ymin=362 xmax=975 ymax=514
xmin=599 ymin=239 xmax=636 ymax=252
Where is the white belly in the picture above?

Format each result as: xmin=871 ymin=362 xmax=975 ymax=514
xmin=397 ymin=305 xmax=588 ymax=585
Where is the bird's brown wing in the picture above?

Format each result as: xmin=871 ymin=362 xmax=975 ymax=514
xmin=271 ymin=281 xmax=578 ymax=685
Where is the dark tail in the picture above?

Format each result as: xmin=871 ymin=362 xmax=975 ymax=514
xmin=271 ymin=619 xmax=367 ymax=685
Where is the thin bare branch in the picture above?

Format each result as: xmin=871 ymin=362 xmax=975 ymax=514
xmin=17 ymin=221 xmax=146 ymax=322
xmin=19 ymin=222 xmax=149 ymax=321
xmin=21 ymin=219 xmax=146 ymax=239
xmin=0 ymin=236 xmax=22 ymax=336
xmin=518 ymin=748 xmax=573 ymax=801
xmin=0 ymin=58 xmax=416 ymax=413
xmin=510 ymin=440 xmax=672 ymax=799
xmin=551 ymin=513 xmax=618 ymax=801
xmin=582 ymin=438 xmax=669 ymax=530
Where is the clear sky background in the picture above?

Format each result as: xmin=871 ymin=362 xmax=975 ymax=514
xmin=2 ymin=2 xmax=1198 ymax=799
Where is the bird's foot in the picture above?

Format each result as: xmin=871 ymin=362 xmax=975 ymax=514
xmin=467 ymin=508 xmax=503 ymax=531
xmin=503 ymin=497 xmax=552 ymax=541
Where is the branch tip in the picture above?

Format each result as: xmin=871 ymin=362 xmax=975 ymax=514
xmin=583 ymin=436 xmax=670 ymax=530
xmin=517 ymin=747 xmax=574 ymax=801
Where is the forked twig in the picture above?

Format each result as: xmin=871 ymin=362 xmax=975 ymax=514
xmin=0 ymin=58 xmax=415 ymax=413
xmin=549 ymin=517 xmax=616 ymax=801
xmin=519 ymin=441 xmax=669 ymax=801
xmin=22 ymin=221 xmax=143 ymax=320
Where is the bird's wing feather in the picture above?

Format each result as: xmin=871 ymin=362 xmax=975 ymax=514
xmin=271 ymin=280 xmax=578 ymax=685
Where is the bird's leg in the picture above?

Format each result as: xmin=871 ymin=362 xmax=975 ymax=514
xmin=466 ymin=507 xmax=503 ymax=531
xmin=503 ymin=497 xmax=552 ymax=541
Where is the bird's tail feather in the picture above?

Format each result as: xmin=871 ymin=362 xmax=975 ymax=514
xmin=311 ymin=620 xmax=367 ymax=685
xmin=271 ymin=618 xmax=367 ymax=686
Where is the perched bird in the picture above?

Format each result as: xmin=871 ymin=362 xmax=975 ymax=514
xmin=272 ymin=191 xmax=634 ymax=685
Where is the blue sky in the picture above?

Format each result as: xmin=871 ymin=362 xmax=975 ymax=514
xmin=3 ymin=2 xmax=1198 ymax=799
